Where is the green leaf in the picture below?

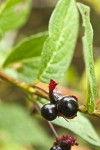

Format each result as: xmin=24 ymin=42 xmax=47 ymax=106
xmin=17 ymin=57 xmax=41 ymax=83
xmin=38 ymin=0 xmax=79 ymax=83
xmin=77 ymin=3 xmax=97 ymax=113
xmin=3 ymin=32 xmax=47 ymax=67
xmin=0 ymin=104 xmax=52 ymax=147
xmin=3 ymin=57 xmax=40 ymax=83
xmin=53 ymin=112 xmax=100 ymax=147
xmin=0 ymin=0 xmax=31 ymax=37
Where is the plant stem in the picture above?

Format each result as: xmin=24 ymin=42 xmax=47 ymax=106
xmin=31 ymin=99 xmax=59 ymax=138
xmin=0 ymin=71 xmax=32 ymax=92
xmin=0 ymin=72 xmax=100 ymax=118
xmin=33 ymin=85 xmax=49 ymax=95
xmin=48 ymin=121 xmax=58 ymax=138
xmin=0 ymin=71 xmax=49 ymax=99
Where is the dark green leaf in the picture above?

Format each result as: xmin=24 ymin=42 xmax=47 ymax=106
xmin=77 ymin=3 xmax=97 ymax=113
xmin=3 ymin=32 xmax=47 ymax=67
xmin=38 ymin=0 xmax=79 ymax=83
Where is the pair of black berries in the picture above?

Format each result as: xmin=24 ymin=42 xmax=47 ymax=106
xmin=41 ymin=80 xmax=79 ymax=121
xmin=41 ymin=95 xmax=78 ymax=121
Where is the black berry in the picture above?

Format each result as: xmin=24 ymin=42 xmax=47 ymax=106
xmin=50 ymin=146 xmax=62 ymax=150
xmin=57 ymin=96 xmax=78 ymax=118
xmin=41 ymin=103 xmax=58 ymax=121
xmin=60 ymin=141 xmax=71 ymax=150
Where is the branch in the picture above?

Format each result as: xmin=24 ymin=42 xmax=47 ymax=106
xmin=0 ymin=71 xmax=100 ymax=118
xmin=0 ymin=71 xmax=48 ymax=99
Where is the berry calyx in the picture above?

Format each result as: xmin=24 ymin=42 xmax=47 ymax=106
xmin=50 ymin=146 xmax=62 ymax=150
xmin=41 ymin=103 xmax=58 ymax=121
xmin=51 ymin=135 xmax=78 ymax=150
xmin=57 ymin=96 xmax=78 ymax=118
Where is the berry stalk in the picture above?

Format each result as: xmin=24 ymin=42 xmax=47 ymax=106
xmin=48 ymin=121 xmax=58 ymax=138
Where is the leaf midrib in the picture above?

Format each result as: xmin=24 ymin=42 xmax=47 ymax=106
xmin=39 ymin=1 xmax=76 ymax=80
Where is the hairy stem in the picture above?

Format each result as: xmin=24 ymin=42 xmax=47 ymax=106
xmin=48 ymin=121 xmax=58 ymax=138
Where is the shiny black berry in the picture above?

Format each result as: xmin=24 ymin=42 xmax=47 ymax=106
xmin=57 ymin=96 xmax=78 ymax=118
xmin=41 ymin=103 xmax=58 ymax=121
xmin=50 ymin=146 xmax=62 ymax=150
xmin=60 ymin=141 xmax=71 ymax=150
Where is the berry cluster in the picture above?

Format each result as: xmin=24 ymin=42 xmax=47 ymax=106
xmin=50 ymin=135 xmax=78 ymax=150
xmin=41 ymin=80 xmax=79 ymax=121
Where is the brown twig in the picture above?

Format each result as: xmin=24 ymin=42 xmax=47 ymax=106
xmin=0 ymin=71 xmax=100 ymax=119
xmin=0 ymin=71 xmax=48 ymax=99
xmin=0 ymin=71 xmax=29 ymax=91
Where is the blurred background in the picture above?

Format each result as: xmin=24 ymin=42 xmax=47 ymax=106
xmin=0 ymin=0 xmax=100 ymax=150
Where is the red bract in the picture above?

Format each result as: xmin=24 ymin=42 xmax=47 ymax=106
xmin=49 ymin=80 xmax=58 ymax=103
xmin=49 ymin=80 xmax=58 ymax=94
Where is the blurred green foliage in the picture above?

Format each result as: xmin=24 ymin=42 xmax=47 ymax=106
xmin=0 ymin=0 xmax=100 ymax=150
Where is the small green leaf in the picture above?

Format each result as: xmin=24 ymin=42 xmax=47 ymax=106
xmin=53 ymin=112 xmax=100 ymax=147
xmin=77 ymin=3 xmax=97 ymax=113
xmin=38 ymin=0 xmax=79 ymax=83
xmin=0 ymin=104 xmax=52 ymax=147
xmin=0 ymin=0 xmax=31 ymax=37
xmin=3 ymin=32 xmax=47 ymax=67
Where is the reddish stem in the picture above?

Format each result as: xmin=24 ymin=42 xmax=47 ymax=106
xmin=48 ymin=121 xmax=58 ymax=138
